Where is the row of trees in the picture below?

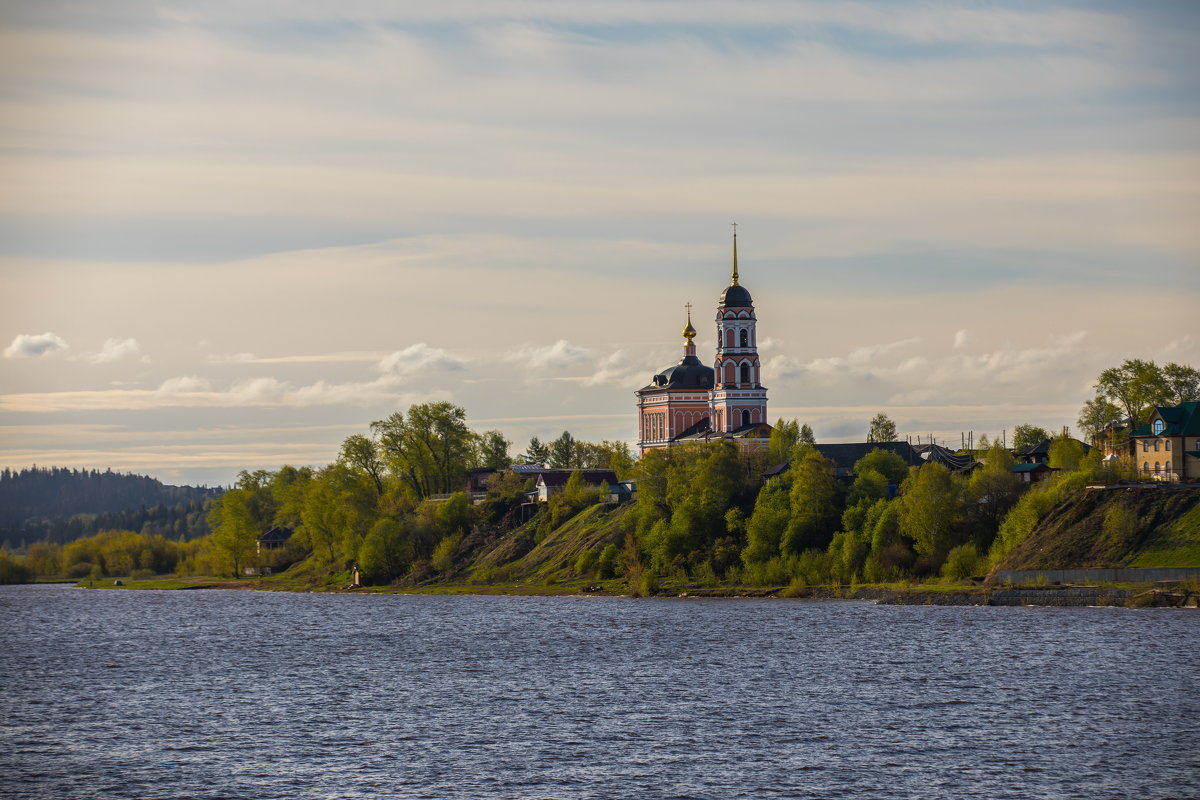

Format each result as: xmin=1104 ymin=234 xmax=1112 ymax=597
xmin=1080 ymin=359 xmax=1199 ymax=444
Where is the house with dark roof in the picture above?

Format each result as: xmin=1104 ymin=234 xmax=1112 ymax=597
xmin=1011 ymin=462 xmax=1053 ymax=484
xmin=535 ymin=470 xmax=619 ymax=502
xmin=1129 ymin=400 xmax=1200 ymax=481
xmin=763 ymin=441 xmax=976 ymax=487
xmin=256 ymin=526 xmax=293 ymax=555
xmin=1014 ymin=438 xmax=1093 ymax=465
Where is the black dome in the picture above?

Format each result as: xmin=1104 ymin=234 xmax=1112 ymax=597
xmin=720 ymin=283 xmax=753 ymax=307
xmin=650 ymin=355 xmax=715 ymax=391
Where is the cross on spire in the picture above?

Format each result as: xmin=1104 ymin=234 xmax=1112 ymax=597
xmin=731 ymin=222 xmax=740 ymax=286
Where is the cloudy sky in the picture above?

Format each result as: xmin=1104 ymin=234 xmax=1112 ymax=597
xmin=2 ymin=1 xmax=1197 ymax=486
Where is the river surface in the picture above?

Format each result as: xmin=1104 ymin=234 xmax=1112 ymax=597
xmin=1 ymin=584 xmax=1197 ymax=800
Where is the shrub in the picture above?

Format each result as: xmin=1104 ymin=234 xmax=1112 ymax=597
xmin=574 ymin=548 xmax=598 ymax=577
xmin=941 ymin=542 xmax=981 ymax=581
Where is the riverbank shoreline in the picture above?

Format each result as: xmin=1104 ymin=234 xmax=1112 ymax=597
xmin=63 ymin=574 xmax=1200 ymax=607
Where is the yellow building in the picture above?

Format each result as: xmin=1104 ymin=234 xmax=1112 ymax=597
xmin=1129 ymin=401 xmax=1200 ymax=482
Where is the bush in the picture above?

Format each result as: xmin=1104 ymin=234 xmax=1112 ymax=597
xmin=596 ymin=544 xmax=619 ymax=579
xmin=0 ymin=552 xmax=34 ymax=584
xmin=941 ymin=542 xmax=981 ymax=581
xmin=574 ymin=548 xmax=597 ymax=577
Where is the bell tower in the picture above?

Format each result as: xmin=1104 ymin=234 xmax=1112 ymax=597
xmin=710 ymin=225 xmax=768 ymax=432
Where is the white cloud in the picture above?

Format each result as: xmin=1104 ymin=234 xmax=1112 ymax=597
xmin=207 ymin=351 xmax=387 ymax=364
xmin=582 ymin=349 xmax=661 ymax=388
xmin=378 ymin=343 xmax=467 ymax=376
xmin=506 ymin=339 xmax=594 ymax=372
xmin=4 ymin=331 xmax=68 ymax=358
xmin=953 ymin=329 xmax=969 ymax=350
xmin=156 ymin=375 xmax=212 ymax=394
xmin=83 ymin=337 xmax=144 ymax=364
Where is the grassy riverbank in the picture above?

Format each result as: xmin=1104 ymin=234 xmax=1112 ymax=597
xmin=70 ymin=571 xmax=1199 ymax=608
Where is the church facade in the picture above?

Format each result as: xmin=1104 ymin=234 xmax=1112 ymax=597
xmin=635 ymin=231 xmax=771 ymax=456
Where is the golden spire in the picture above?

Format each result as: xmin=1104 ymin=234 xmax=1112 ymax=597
xmin=731 ymin=222 xmax=739 ymax=286
xmin=682 ymin=302 xmax=696 ymax=343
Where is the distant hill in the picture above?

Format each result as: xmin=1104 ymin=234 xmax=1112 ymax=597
xmin=0 ymin=467 xmax=223 ymax=547
xmin=992 ymin=486 xmax=1200 ymax=571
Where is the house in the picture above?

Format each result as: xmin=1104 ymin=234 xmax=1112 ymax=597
xmin=1014 ymin=438 xmax=1093 ymax=465
xmin=1129 ymin=401 xmax=1200 ymax=481
xmin=607 ymin=480 xmax=637 ymax=504
xmin=1011 ymin=462 xmax=1053 ymax=484
xmin=534 ymin=469 xmax=619 ymax=502
xmin=256 ymin=526 xmax=292 ymax=555
xmin=466 ymin=468 xmax=498 ymax=493
xmin=763 ymin=441 xmax=978 ymax=486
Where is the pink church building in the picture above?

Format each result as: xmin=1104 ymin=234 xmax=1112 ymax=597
xmin=636 ymin=231 xmax=771 ymax=455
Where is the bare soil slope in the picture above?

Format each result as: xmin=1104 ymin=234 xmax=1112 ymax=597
xmin=996 ymin=486 xmax=1200 ymax=571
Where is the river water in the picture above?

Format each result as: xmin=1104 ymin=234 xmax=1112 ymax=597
xmin=0 ymin=584 xmax=1197 ymax=799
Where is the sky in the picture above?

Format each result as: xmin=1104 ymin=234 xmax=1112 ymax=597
xmin=1 ymin=1 xmax=1198 ymax=487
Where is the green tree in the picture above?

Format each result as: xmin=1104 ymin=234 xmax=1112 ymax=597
xmin=1077 ymin=397 xmax=1124 ymax=447
xmin=373 ymin=402 xmax=474 ymax=499
xmin=897 ymin=463 xmax=963 ymax=565
xmin=854 ymin=448 xmax=910 ymax=486
xmin=966 ymin=441 xmax=1021 ymax=547
xmin=867 ymin=413 xmax=897 ymax=443
xmin=520 ymin=436 xmax=550 ymax=465
xmin=547 ymin=431 xmax=577 ymax=469
xmin=340 ymin=434 xmax=386 ymax=495
xmin=1162 ymin=362 xmax=1200 ymax=405
xmin=742 ymin=482 xmax=791 ymax=564
xmin=474 ymin=430 xmax=512 ymax=470
xmin=1095 ymin=359 xmax=1169 ymax=428
xmin=780 ymin=451 xmax=838 ymax=554
xmin=798 ymin=424 xmax=816 ymax=447
xmin=1048 ymin=432 xmax=1085 ymax=471
xmin=596 ymin=543 xmax=619 ymax=579
xmin=434 ymin=492 xmax=474 ymax=538
xmin=1011 ymin=424 xmax=1049 ymax=453
xmin=357 ymin=518 xmax=413 ymax=584
xmin=768 ymin=418 xmax=800 ymax=463
xmin=207 ymin=489 xmax=258 ymax=576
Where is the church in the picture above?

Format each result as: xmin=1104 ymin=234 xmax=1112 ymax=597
xmin=636 ymin=230 xmax=772 ymax=455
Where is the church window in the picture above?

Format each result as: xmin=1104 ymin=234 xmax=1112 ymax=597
xmin=725 ymin=363 xmax=736 ymax=384
xmin=1152 ymin=419 xmax=1164 ymax=435
xmin=740 ymin=363 xmax=751 ymax=385
xmin=742 ymin=409 xmax=751 ymax=427
xmin=740 ymin=329 xmax=749 ymax=347
xmin=725 ymin=329 xmax=735 ymax=348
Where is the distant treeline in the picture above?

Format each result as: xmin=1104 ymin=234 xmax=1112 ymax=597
xmin=0 ymin=467 xmax=221 ymax=547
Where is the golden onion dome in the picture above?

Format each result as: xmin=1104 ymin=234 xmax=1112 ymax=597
xmin=682 ymin=303 xmax=697 ymax=343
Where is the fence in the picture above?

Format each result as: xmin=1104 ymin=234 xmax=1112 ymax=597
xmin=996 ymin=567 xmax=1200 ymax=585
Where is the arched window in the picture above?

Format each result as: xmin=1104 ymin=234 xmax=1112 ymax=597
xmin=1142 ymin=462 xmax=1150 ymax=473
xmin=724 ymin=363 xmax=736 ymax=384
xmin=742 ymin=409 xmax=752 ymax=427
xmin=1154 ymin=462 xmax=1161 ymax=474
xmin=725 ymin=329 xmax=735 ymax=348
xmin=1165 ymin=440 xmax=1171 ymax=451
xmin=740 ymin=363 xmax=751 ymax=385
xmin=740 ymin=329 xmax=749 ymax=348
xmin=1142 ymin=441 xmax=1148 ymax=452
xmin=1154 ymin=440 xmax=1160 ymax=452
xmin=1153 ymin=419 xmax=1164 ymax=435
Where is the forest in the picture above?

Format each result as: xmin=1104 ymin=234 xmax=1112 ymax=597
xmin=0 ymin=467 xmax=219 ymax=548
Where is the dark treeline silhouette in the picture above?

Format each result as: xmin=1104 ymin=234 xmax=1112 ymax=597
xmin=0 ymin=467 xmax=221 ymax=546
